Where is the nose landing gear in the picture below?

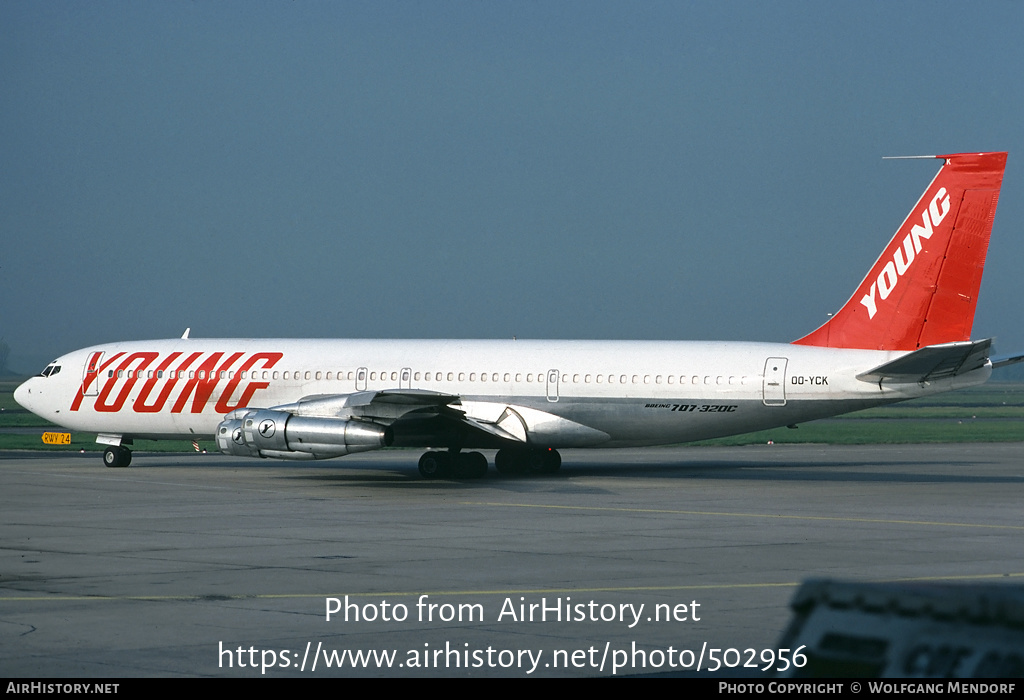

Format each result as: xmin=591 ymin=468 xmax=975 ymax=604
xmin=103 ymin=445 xmax=132 ymax=468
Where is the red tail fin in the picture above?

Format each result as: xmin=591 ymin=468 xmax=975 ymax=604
xmin=794 ymin=152 xmax=1007 ymax=351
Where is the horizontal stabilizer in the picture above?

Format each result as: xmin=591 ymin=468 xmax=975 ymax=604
xmin=992 ymin=353 xmax=1024 ymax=369
xmin=856 ymin=339 xmax=992 ymax=384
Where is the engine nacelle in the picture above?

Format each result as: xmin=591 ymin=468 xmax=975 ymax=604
xmin=216 ymin=409 xmax=392 ymax=460
xmin=216 ymin=415 xmax=259 ymax=457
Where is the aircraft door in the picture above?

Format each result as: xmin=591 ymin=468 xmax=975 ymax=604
xmin=400 ymin=367 xmax=412 ymax=389
xmin=356 ymin=367 xmax=367 ymax=391
xmin=546 ymin=369 xmax=559 ymax=402
xmin=83 ymin=351 xmax=103 ymax=396
xmin=763 ymin=358 xmax=788 ymax=406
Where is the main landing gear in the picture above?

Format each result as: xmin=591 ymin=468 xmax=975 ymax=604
xmin=103 ymin=445 xmax=132 ymax=468
xmin=495 ymin=447 xmax=561 ymax=475
xmin=416 ymin=448 xmax=562 ymax=480
xmin=418 ymin=450 xmax=488 ymax=479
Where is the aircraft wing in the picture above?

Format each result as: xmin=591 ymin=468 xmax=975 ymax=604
xmin=267 ymin=389 xmax=609 ymax=448
xmin=273 ymin=389 xmax=461 ymax=419
xmin=856 ymin=339 xmax=992 ymax=384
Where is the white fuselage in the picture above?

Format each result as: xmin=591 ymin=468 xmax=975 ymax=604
xmin=14 ymin=338 xmax=991 ymax=449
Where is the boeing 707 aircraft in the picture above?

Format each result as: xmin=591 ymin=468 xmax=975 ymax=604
xmin=15 ymin=152 xmax=1017 ymax=478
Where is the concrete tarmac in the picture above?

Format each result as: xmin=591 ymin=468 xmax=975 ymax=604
xmin=2 ymin=443 xmax=1022 ymax=677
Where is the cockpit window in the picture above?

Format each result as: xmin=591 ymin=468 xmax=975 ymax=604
xmin=38 ymin=362 xmax=61 ymax=378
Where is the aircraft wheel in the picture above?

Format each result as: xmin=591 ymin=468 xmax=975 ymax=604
xmin=103 ymin=446 xmax=131 ymax=468
xmin=524 ymin=448 xmax=560 ymax=474
xmin=541 ymin=448 xmax=561 ymax=473
xmin=456 ymin=451 xmax=488 ymax=479
xmin=418 ymin=451 xmax=450 ymax=479
xmin=525 ymin=450 xmax=546 ymax=473
xmin=494 ymin=449 xmax=519 ymax=475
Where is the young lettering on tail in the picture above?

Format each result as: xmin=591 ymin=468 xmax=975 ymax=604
xmin=795 ymin=152 xmax=1007 ymax=351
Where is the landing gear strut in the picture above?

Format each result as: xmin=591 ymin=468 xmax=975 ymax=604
xmin=103 ymin=445 xmax=132 ymax=468
xmin=494 ymin=448 xmax=561 ymax=475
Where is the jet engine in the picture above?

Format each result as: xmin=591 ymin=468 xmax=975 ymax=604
xmin=216 ymin=408 xmax=392 ymax=460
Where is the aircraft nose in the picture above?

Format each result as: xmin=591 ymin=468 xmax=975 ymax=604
xmin=13 ymin=378 xmax=37 ymax=412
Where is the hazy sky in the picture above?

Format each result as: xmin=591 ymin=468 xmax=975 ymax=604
xmin=3 ymin=2 xmax=1023 ymax=373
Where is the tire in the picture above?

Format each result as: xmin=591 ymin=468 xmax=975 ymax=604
xmin=418 ymin=451 xmax=442 ymax=479
xmin=526 ymin=450 xmax=547 ymax=473
xmin=458 ymin=451 xmax=488 ymax=479
xmin=418 ymin=451 xmax=452 ymax=479
xmin=494 ymin=449 xmax=519 ymax=475
xmin=103 ymin=446 xmax=131 ymax=468
xmin=541 ymin=449 xmax=561 ymax=473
